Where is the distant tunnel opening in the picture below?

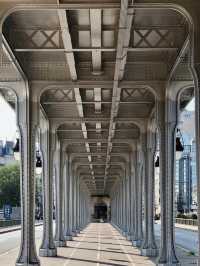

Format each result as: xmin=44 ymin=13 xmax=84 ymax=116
xmin=94 ymin=203 xmax=107 ymax=220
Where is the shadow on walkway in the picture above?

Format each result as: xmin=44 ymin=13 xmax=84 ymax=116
xmin=57 ymin=255 xmax=126 ymax=266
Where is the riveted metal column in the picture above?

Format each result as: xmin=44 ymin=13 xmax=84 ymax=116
xmin=116 ymin=190 xmax=119 ymax=227
xmin=69 ymin=159 xmax=74 ymax=237
xmin=79 ymin=188 xmax=82 ymax=229
xmin=87 ymin=192 xmax=90 ymax=225
xmin=193 ymin=63 xmax=200 ymax=266
xmin=72 ymin=172 xmax=77 ymax=236
xmin=72 ymin=173 xmax=76 ymax=235
xmin=122 ymin=176 xmax=127 ymax=235
xmin=83 ymin=194 xmax=86 ymax=227
xmin=118 ymin=186 xmax=121 ymax=227
xmin=141 ymin=131 xmax=157 ymax=256
xmin=138 ymin=157 xmax=143 ymax=246
xmin=76 ymin=176 xmax=80 ymax=233
xmin=111 ymin=194 xmax=114 ymax=224
xmin=123 ymin=173 xmax=127 ymax=235
xmin=83 ymin=192 xmax=85 ymax=227
xmin=119 ymin=180 xmax=123 ymax=231
xmin=39 ymin=125 xmax=57 ymax=257
xmin=79 ymin=183 xmax=83 ymax=230
xmin=157 ymin=98 xmax=179 ymax=265
xmin=147 ymin=139 xmax=157 ymax=253
xmin=63 ymin=155 xmax=68 ymax=236
xmin=140 ymin=131 xmax=149 ymax=256
xmin=80 ymin=182 xmax=85 ymax=229
xmin=114 ymin=193 xmax=117 ymax=225
xmin=126 ymin=160 xmax=132 ymax=240
xmin=130 ymin=150 xmax=136 ymax=244
xmin=54 ymin=143 xmax=66 ymax=247
xmin=132 ymin=146 xmax=143 ymax=247
xmin=63 ymin=153 xmax=72 ymax=241
xmin=120 ymin=181 xmax=123 ymax=229
xmin=115 ymin=193 xmax=118 ymax=225
xmin=16 ymin=91 xmax=40 ymax=266
xmin=117 ymin=181 xmax=120 ymax=228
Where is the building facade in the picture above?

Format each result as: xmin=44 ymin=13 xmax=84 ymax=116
xmin=0 ymin=140 xmax=15 ymax=166
xmin=177 ymin=151 xmax=193 ymax=213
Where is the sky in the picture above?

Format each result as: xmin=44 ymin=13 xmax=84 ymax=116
xmin=185 ymin=97 xmax=195 ymax=111
xmin=0 ymin=95 xmax=17 ymax=143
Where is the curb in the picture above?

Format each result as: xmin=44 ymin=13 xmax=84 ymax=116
xmin=0 ymin=223 xmax=43 ymax=235
xmin=175 ymin=226 xmax=198 ymax=233
xmin=155 ymin=222 xmax=198 ymax=233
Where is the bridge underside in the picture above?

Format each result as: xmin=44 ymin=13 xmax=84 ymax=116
xmin=0 ymin=0 xmax=199 ymax=265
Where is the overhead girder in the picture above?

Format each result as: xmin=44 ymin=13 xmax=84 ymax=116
xmin=0 ymin=0 xmax=193 ymax=196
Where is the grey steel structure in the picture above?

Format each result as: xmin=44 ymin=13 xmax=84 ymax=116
xmin=177 ymin=152 xmax=193 ymax=213
xmin=0 ymin=1 xmax=200 ymax=266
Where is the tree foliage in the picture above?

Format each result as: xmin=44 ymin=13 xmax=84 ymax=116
xmin=0 ymin=164 xmax=20 ymax=208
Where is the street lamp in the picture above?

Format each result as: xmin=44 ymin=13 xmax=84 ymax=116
xmin=35 ymin=150 xmax=42 ymax=175
xmin=176 ymin=128 xmax=184 ymax=160
xmin=13 ymin=138 xmax=20 ymax=161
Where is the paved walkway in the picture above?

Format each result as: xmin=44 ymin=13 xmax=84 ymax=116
xmin=1 ymin=223 xmax=155 ymax=266
xmin=0 ymin=223 xmax=197 ymax=265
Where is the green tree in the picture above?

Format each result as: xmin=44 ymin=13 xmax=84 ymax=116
xmin=0 ymin=164 xmax=20 ymax=208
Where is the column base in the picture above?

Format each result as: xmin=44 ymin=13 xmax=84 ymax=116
xmin=119 ymin=229 xmax=123 ymax=234
xmin=64 ymin=235 xmax=73 ymax=241
xmin=16 ymin=261 xmax=40 ymax=266
xmin=126 ymin=235 xmax=132 ymax=241
xmin=76 ymin=229 xmax=80 ymax=234
xmin=157 ymin=249 xmax=180 ymax=265
xmin=16 ymin=263 xmax=40 ymax=266
xmin=157 ymin=263 xmax=181 ymax=266
xmin=141 ymin=248 xmax=158 ymax=257
xmin=132 ymin=239 xmax=142 ymax=247
xmin=39 ymin=247 xmax=57 ymax=257
xmin=54 ymin=240 xmax=66 ymax=247
xmin=71 ymin=231 xmax=77 ymax=237
xmin=122 ymin=231 xmax=127 ymax=236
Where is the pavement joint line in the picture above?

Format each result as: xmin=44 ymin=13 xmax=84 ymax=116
xmin=97 ymin=223 xmax=101 ymax=266
xmin=63 ymin=228 xmax=87 ymax=266
xmin=63 ymin=225 xmax=96 ymax=266
xmin=110 ymin=224 xmax=136 ymax=266
xmin=0 ymin=247 xmax=19 ymax=258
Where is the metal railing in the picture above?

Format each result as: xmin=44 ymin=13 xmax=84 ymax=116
xmin=175 ymin=218 xmax=198 ymax=226
xmin=0 ymin=219 xmax=20 ymax=227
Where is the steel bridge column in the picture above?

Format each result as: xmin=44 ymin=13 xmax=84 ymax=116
xmin=72 ymin=172 xmax=77 ymax=236
xmin=117 ymin=189 xmax=120 ymax=226
xmin=141 ymin=135 xmax=157 ymax=256
xmin=130 ymin=151 xmax=136 ymax=243
xmin=126 ymin=160 xmax=132 ymax=240
xmin=54 ymin=144 xmax=66 ymax=247
xmin=76 ymin=176 xmax=80 ymax=233
xmin=122 ymin=177 xmax=127 ymax=235
xmin=119 ymin=180 xmax=123 ymax=231
xmin=63 ymin=154 xmax=72 ymax=240
xmin=157 ymin=99 xmax=179 ymax=265
xmin=132 ymin=152 xmax=143 ymax=247
xmin=39 ymin=126 xmax=57 ymax=257
xmin=16 ymin=95 xmax=40 ymax=266
xmin=68 ymin=158 xmax=73 ymax=238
